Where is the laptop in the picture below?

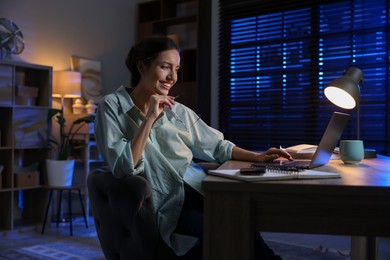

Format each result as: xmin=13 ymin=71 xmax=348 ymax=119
xmin=252 ymin=111 xmax=350 ymax=170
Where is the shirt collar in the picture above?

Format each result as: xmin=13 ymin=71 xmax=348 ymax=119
xmin=115 ymin=86 xmax=134 ymax=112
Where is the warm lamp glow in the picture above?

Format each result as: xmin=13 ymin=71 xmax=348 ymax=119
xmin=324 ymin=67 xmax=362 ymax=109
xmin=53 ymin=71 xmax=82 ymax=98
xmin=324 ymin=86 xmax=356 ymax=109
xmin=325 ymin=66 xmax=363 ymax=140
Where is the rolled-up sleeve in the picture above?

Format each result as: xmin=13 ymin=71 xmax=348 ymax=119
xmin=192 ymin=121 xmax=235 ymax=163
xmin=95 ymin=95 xmax=144 ymax=178
xmin=177 ymin=106 xmax=235 ymax=163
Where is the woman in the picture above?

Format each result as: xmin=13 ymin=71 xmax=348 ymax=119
xmin=94 ymin=35 xmax=290 ymax=259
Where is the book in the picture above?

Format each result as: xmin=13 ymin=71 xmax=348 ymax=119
xmin=208 ymin=168 xmax=341 ymax=182
xmin=285 ymin=144 xmax=340 ymax=160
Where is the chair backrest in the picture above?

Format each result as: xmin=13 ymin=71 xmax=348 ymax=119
xmin=88 ymin=162 xmax=220 ymax=259
xmin=87 ymin=168 xmax=160 ymax=260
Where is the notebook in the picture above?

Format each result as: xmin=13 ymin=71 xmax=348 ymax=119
xmin=208 ymin=168 xmax=341 ymax=182
xmin=252 ymin=111 xmax=350 ymax=170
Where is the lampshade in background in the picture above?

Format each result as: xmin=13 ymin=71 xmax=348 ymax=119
xmin=324 ymin=67 xmax=363 ymax=139
xmin=53 ymin=71 xmax=82 ymax=98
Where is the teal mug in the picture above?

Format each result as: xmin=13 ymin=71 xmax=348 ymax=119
xmin=339 ymin=140 xmax=364 ymax=164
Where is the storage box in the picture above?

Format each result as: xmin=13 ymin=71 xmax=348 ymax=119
xmin=15 ymin=96 xmax=37 ymax=106
xmin=14 ymin=171 xmax=39 ymax=188
xmin=16 ymin=85 xmax=39 ymax=98
xmin=15 ymin=85 xmax=39 ymax=106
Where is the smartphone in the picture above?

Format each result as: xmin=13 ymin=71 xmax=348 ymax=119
xmin=239 ymin=167 xmax=266 ymax=175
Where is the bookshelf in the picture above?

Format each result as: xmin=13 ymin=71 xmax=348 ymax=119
xmin=0 ymin=60 xmax=52 ymax=231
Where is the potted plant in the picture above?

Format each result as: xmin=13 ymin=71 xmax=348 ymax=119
xmin=46 ymin=108 xmax=95 ymax=186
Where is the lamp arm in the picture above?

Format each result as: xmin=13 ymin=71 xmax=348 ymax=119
xmin=356 ymin=97 xmax=360 ymax=140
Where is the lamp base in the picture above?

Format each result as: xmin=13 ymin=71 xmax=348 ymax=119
xmin=364 ymin=149 xmax=377 ymax=159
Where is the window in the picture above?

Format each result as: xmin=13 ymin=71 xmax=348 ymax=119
xmin=219 ymin=0 xmax=390 ymax=156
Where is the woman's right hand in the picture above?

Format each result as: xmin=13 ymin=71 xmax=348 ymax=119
xmin=146 ymin=94 xmax=176 ymax=120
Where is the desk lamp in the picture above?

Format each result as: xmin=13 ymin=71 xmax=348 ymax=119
xmin=324 ymin=67 xmax=376 ymax=158
xmin=53 ymin=71 xmax=82 ymax=112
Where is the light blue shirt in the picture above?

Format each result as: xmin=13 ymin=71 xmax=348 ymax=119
xmin=94 ymin=86 xmax=235 ymax=255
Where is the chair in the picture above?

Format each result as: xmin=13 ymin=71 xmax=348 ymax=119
xmin=87 ymin=162 xmax=220 ymax=260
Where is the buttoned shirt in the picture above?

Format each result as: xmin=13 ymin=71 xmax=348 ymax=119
xmin=94 ymin=86 xmax=234 ymax=255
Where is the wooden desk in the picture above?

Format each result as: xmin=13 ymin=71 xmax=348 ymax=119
xmin=202 ymin=156 xmax=390 ymax=260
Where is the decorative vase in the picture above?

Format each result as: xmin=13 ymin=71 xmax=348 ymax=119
xmin=85 ymin=99 xmax=97 ymax=114
xmin=46 ymin=159 xmax=75 ymax=186
xmin=72 ymin=98 xmax=84 ymax=114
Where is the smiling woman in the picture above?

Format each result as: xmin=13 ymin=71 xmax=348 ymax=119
xmin=93 ymin=35 xmax=287 ymax=260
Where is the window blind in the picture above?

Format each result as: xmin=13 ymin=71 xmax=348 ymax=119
xmin=219 ymin=0 xmax=390 ymax=156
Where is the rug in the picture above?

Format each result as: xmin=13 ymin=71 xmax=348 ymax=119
xmin=0 ymin=240 xmax=349 ymax=260
xmin=0 ymin=216 xmax=105 ymax=260
xmin=0 ymin=240 xmax=104 ymax=260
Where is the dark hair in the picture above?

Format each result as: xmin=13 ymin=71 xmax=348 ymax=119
xmin=125 ymin=35 xmax=180 ymax=87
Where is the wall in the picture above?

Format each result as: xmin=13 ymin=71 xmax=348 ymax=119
xmin=1 ymin=0 xmax=139 ymax=95
xmin=1 ymin=0 xmax=219 ymax=126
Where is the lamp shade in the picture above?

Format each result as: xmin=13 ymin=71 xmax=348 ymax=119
xmin=53 ymin=71 xmax=82 ymax=98
xmin=324 ymin=67 xmax=362 ymax=109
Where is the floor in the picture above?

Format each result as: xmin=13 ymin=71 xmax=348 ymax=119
xmin=1 ymin=217 xmax=389 ymax=259
xmin=263 ymin=232 xmax=390 ymax=259
xmin=0 ymin=217 xmax=104 ymax=259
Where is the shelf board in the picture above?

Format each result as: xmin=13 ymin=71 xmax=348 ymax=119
xmin=13 ymin=105 xmax=51 ymax=110
xmin=0 ymin=146 xmax=13 ymax=150
xmin=12 ymin=185 xmax=42 ymax=190
xmin=152 ymin=14 xmax=197 ymax=27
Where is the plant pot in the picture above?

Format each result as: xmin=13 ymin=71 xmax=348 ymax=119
xmin=46 ymin=159 xmax=75 ymax=187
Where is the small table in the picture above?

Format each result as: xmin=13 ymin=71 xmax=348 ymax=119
xmin=203 ymin=156 xmax=390 ymax=260
xmin=41 ymin=186 xmax=88 ymax=236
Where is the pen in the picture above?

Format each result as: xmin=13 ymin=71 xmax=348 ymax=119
xmin=280 ymin=145 xmax=293 ymax=160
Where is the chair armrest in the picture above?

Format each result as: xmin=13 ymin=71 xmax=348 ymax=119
xmin=197 ymin=162 xmax=221 ymax=171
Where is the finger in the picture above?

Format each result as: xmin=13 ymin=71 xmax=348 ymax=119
xmin=280 ymin=150 xmax=293 ymax=160
xmin=161 ymin=99 xmax=173 ymax=109
xmin=264 ymin=154 xmax=280 ymax=162
xmin=169 ymin=94 xmax=180 ymax=99
xmin=164 ymin=96 xmax=176 ymax=108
